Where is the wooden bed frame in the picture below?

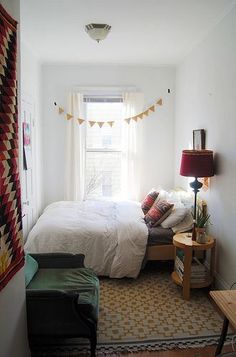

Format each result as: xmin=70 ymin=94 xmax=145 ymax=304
xmin=146 ymin=244 xmax=175 ymax=261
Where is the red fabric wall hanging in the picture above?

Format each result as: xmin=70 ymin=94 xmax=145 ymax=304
xmin=0 ymin=4 xmax=24 ymax=291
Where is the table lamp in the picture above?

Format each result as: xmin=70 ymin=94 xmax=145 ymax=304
xmin=180 ymin=150 xmax=214 ymax=239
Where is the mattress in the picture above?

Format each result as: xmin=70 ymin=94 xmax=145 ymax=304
xmin=147 ymin=225 xmax=174 ymax=246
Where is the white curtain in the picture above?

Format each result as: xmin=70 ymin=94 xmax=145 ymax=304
xmin=64 ymin=93 xmax=85 ymax=201
xmin=121 ymin=92 xmax=144 ymax=201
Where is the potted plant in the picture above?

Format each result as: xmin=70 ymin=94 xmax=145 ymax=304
xmin=194 ymin=205 xmax=211 ymax=243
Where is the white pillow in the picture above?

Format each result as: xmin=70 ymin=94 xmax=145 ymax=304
xmin=169 ymin=189 xmax=193 ymax=209
xmin=156 ymin=188 xmax=193 ymax=210
xmin=161 ymin=207 xmax=188 ymax=229
xmin=157 ymin=189 xmax=184 ymax=206
xmin=172 ymin=211 xmax=193 ymax=233
xmin=156 ymin=189 xmax=169 ymax=202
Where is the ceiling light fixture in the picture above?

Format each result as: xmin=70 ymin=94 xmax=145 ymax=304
xmin=85 ymin=23 xmax=111 ymax=43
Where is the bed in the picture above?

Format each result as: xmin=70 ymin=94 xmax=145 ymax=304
xmin=25 ymin=191 xmax=197 ymax=278
xmin=25 ymin=200 xmax=149 ymax=279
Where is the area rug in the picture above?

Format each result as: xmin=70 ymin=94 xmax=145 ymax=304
xmin=0 ymin=4 xmax=24 ymax=291
xmin=31 ymin=262 xmax=233 ymax=356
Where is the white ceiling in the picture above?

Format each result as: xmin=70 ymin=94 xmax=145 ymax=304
xmin=21 ymin=0 xmax=236 ymax=65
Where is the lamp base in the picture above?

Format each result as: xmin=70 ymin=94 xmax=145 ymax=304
xmin=192 ymin=221 xmax=196 ymax=241
xmin=190 ymin=177 xmax=203 ymax=192
xmin=190 ymin=178 xmax=203 ymax=240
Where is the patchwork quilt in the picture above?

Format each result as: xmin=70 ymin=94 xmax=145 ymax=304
xmin=0 ymin=4 xmax=24 ymax=291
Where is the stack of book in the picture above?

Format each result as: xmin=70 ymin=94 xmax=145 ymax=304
xmin=175 ymin=250 xmax=209 ymax=283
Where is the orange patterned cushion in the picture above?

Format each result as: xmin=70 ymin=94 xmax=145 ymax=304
xmin=141 ymin=191 xmax=159 ymax=214
xmin=145 ymin=200 xmax=174 ymax=226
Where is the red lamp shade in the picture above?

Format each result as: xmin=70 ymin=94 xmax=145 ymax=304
xmin=180 ymin=150 xmax=214 ymax=178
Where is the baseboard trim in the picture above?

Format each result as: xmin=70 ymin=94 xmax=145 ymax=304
xmin=214 ymin=271 xmax=230 ymax=290
xmin=205 ymin=261 xmax=230 ymax=290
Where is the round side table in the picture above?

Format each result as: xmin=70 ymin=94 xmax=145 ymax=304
xmin=171 ymin=233 xmax=216 ymax=300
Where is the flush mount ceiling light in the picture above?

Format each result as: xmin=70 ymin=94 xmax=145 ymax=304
xmin=85 ymin=23 xmax=111 ymax=43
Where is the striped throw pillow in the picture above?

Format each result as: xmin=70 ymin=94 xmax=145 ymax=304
xmin=145 ymin=200 xmax=174 ymax=226
xmin=141 ymin=191 xmax=159 ymax=214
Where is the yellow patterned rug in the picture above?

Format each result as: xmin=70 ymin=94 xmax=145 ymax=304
xmin=32 ymin=262 xmax=232 ymax=356
xmin=97 ymin=262 xmax=226 ymax=353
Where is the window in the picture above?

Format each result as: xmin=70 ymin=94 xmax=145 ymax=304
xmin=84 ymin=96 xmax=123 ymax=198
xmin=102 ymin=171 xmax=112 ymax=197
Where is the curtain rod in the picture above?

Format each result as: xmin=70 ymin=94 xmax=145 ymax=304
xmin=73 ymin=86 xmax=137 ymax=92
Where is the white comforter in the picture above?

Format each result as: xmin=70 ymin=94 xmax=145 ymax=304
xmin=25 ymin=200 xmax=148 ymax=278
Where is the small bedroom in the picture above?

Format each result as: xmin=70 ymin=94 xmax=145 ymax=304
xmin=0 ymin=0 xmax=236 ymax=356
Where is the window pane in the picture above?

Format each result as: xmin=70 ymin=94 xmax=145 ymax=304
xmin=85 ymin=99 xmax=123 ymax=199
xmin=85 ymin=151 xmax=121 ymax=198
xmin=86 ymin=102 xmax=122 ymax=149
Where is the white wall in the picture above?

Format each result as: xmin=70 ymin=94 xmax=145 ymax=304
xmin=21 ymin=42 xmax=43 ymax=218
xmin=41 ymin=64 xmax=175 ymax=207
xmin=174 ymin=6 xmax=236 ymax=288
xmin=0 ymin=270 xmax=29 ymax=357
xmin=0 ymin=1 xmax=30 ymax=356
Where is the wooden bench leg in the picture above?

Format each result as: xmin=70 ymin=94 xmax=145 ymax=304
xmin=215 ymin=317 xmax=229 ymax=356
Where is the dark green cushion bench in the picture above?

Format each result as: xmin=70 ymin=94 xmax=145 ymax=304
xmin=25 ymin=253 xmax=99 ymax=357
xmin=27 ymin=267 xmax=99 ymax=322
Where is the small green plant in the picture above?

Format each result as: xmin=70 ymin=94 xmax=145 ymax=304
xmin=195 ymin=205 xmax=211 ymax=228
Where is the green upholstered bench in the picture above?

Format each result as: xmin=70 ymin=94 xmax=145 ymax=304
xmin=25 ymin=253 xmax=99 ymax=357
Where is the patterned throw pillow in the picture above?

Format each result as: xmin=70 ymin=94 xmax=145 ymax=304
xmin=145 ymin=200 xmax=174 ymax=226
xmin=141 ymin=190 xmax=159 ymax=214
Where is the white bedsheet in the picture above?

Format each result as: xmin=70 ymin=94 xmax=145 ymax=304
xmin=24 ymin=200 xmax=148 ymax=278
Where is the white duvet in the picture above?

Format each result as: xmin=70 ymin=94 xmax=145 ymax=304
xmin=25 ymin=200 xmax=148 ymax=278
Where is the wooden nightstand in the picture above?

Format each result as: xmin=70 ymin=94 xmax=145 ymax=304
xmin=171 ymin=233 xmax=216 ymax=300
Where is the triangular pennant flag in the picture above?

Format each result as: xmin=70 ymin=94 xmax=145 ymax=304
xmin=143 ymin=110 xmax=149 ymax=117
xmin=77 ymin=118 xmax=85 ymax=125
xmin=156 ymin=98 xmax=163 ymax=106
xmin=139 ymin=113 xmax=144 ymax=120
xmin=124 ymin=118 xmax=131 ymax=124
xmin=107 ymin=121 xmax=114 ymax=127
xmin=149 ymin=105 xmax=155 ymax=112
xmin=97 ymin=122 xmax=105 ymax=128
xmin=58 ymin=107 xmax=64 ymax=114
xmin=132 ymin=116 xmax=138 ymax=122
xmin=66 ymin=113 xmax=73 ymax=120
xmin=0 ymin=65 xmax=5 ymax=76
xmin=89 ymin=121 xmax=96 ymax=127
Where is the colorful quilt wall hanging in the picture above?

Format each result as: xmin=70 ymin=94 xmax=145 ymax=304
xmin=0 ymin=4 xmax=24 ymax=291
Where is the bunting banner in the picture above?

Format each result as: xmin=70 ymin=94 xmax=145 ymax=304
xmin=53 ymin=98 xmax=163 ymax=128
xmin=0 ymin=4 xmax=24 ymax=291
